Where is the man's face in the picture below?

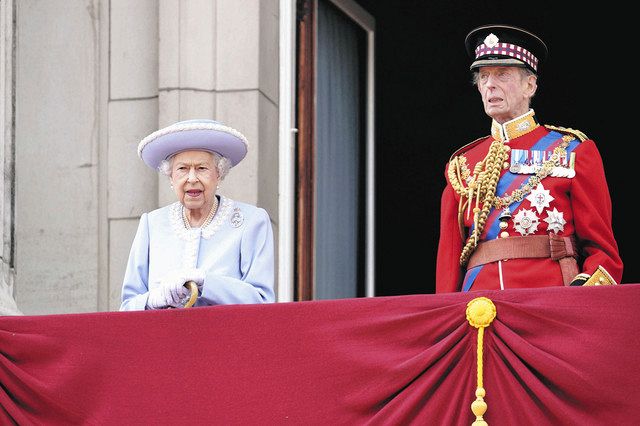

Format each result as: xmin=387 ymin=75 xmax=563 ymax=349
xmin=476 ymin=66 xmax=537 ymax=123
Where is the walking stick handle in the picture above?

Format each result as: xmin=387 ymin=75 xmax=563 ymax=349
xmin=183 ymin=281 xmax=198 ymax=308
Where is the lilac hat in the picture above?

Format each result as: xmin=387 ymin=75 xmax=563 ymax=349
xmin=137 ymin=119 xmax=249 ymax=170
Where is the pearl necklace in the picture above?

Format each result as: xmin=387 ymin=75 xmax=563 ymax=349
xmin=182 ymin=196 xmax=219 ymax=230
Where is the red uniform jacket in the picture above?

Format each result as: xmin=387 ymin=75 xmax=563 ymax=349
xmin=436 ymin=123 xmax=623 ymax=293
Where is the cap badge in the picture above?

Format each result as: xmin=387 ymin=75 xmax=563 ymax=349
xmin=483 ymin=33 xmax=499 ymax=48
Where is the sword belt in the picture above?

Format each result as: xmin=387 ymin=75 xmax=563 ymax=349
xmin=467 ymin=234 xmax=579 ymax=286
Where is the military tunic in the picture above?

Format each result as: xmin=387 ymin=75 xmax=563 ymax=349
xmin=436 ymin=110 xmax=623 ymax=292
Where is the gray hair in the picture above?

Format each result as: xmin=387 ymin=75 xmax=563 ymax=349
xmin=158 ymin=151 xmax=232 ymax=181
xmin=471 ymin=66 xmax=536 ymax=86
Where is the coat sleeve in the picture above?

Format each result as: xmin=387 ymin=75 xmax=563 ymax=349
xmin=200 ymin=207 xmax=276 ymax=304
xmin=436 ymin=164 xmax=465 ymax=293
xmin=570 ymin=140 xmax=623 ymax=282
xmin=119 ymin=213 xmax=152 ymax=311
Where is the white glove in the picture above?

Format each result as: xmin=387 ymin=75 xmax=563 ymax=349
xmin=146 ymin=270 xmax=191 ymax=309
xmin=183 ymin=268 xmax=206 ymax=292
xmin=146 ymin=286 xmax=170 ymax=310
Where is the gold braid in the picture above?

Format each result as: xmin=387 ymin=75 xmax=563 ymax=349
xmin=448 ymin=140 xmax=509 ymax=266
xmin=447 ymin=127 xmax=575 ymax=268
xmin=448 ymin=138 xmax=570 ymax=266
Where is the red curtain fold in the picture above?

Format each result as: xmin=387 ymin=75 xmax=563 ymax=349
xmin=1 ymin=285 xmax=639 ymax=425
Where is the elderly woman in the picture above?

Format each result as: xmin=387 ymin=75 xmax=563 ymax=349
xmin=120 ymin=119 xmax=275 ymax=310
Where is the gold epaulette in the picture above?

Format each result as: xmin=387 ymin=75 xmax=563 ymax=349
xmin=448 ymin=135 xmax=489 ymax=163
xmin=544 ymin=124 xmax=588 ymax=142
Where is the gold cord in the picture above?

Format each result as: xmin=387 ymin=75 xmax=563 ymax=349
xmin=447 ymin=138 xmax=570 ymax=266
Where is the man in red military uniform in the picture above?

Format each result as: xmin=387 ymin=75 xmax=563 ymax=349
xmin=436 ymin=24 xmax=623 ymax=293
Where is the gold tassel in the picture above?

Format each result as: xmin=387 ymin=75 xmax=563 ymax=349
xmin=466 ymin=297 xmax=497 ymax=426
xmin=472 ymin=207 xmax=480 ymax=245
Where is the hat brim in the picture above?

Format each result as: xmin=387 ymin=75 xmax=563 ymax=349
xmin=138 ymin=122 xmax=248 ymax=170
xmin=470 ymin=57 xmax=529 ymax=70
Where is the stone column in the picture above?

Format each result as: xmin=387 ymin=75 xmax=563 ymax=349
xmin=0 ymin=0 xmax=21 ymax=315
xmin=107 ymin=0 xmax=160 ymax=310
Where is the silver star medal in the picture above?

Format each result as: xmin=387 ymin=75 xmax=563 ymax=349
xmin=544 ymin=207 xmax=566 ymax=234
xmin=514 ymin=208 xmax=540 ymax=236
xmin=526 ymin=182 xmax=554 ymax=214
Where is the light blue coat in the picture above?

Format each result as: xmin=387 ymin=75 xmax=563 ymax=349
xmin=120 ymin=196 xmax=275 ymax=311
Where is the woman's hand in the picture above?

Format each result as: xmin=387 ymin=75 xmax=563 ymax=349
xmin=146 ymin=270 xmax=192 ymax=309
xmin=183 ymin=268 xmax=206 ymax=292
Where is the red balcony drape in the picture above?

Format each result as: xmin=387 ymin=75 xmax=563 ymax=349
xmin=1 ymin=285 xmax=639 ymax=425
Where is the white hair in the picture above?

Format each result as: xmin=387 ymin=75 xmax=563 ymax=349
xmin=158 ymin=151 xmax=231 ymax=181
xmin=471 ymin=66 xmax=536 ymax=86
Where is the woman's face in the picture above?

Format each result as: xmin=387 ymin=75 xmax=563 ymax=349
xmin=169 ymin=150 xmax=219 ymax=213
